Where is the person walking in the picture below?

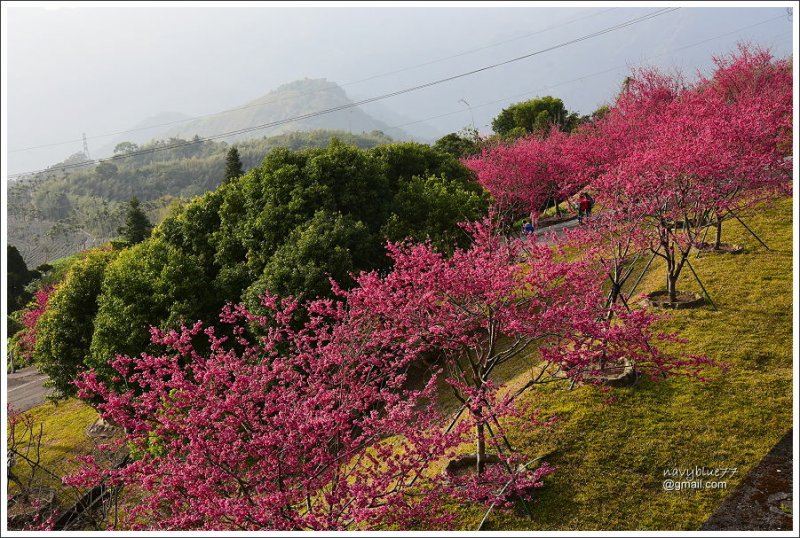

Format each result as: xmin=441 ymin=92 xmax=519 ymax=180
xmin=584 ymin=192 xmax=594 ymax=217
xmin=578 ymin=193 xmax=591 ymax=224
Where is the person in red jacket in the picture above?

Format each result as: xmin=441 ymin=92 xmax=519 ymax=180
xmin=578 ymin=193 xmax=591 ymax=224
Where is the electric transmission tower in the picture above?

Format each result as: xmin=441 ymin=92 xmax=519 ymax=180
xmin=82 ymin=132 xmax=91 ymax=160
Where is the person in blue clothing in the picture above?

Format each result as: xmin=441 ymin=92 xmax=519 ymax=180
xmin=522 ymin=220 xmax=534 ymax=237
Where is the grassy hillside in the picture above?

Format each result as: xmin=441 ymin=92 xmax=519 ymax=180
xmin=9 ymin=198 xmax=792 ymax=531
xmin=452 ymin=197 xmax=793 ymax=530
xmin=162 ymin=78 xmax=406 ymax=143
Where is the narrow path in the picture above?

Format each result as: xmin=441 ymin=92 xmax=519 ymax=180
xmin=8 ymin=367 xmax=53 ymax=412
xmin=517 ymin=216 xmax=580 ymax=245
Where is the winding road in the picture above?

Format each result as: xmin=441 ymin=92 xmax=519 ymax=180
xmin=8 ymin=367 xmax=53 ymax=412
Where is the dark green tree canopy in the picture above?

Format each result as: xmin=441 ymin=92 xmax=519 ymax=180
xmin=433 ymin=130 xmax=481 ymax=159
xmin=118 ymin=197 xmax=153 ymax=245
xmin=7 ymin=245 xmax=37 ymax=312
xmin=34 ymin=249 xmax=119 ymax=398
xmin=491 ymin=96 xmax=581 ymax=138
xmin=38 ymin=140 xmax=489 ymax=395
xmin=224 ymin=146 xmax=244 ymax=183
xmin=244 ymin=209 xmax=375 ymax=304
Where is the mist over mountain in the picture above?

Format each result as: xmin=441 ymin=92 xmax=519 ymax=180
xmin=354 ymin=98 xmax=443 ymax=143
xmin=152 ymin=78 xmax=421 ymax=145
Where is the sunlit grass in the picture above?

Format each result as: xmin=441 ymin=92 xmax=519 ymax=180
xmin=452 ymin=197 xmax=793 ymax=530
xmin=8 ymin=398 xmax=100 ymax=506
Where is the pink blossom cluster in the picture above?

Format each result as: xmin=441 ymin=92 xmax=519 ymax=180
xmin=14 ymin=287 xmax=53 ymax=363
xmin=465 ymin=44 xmax=790 ymax=225
xmin=467 ymin=44 xmax=790 ymax=304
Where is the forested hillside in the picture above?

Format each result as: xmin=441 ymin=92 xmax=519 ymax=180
xmin=7 ymin=129 xmax=396 ymax=268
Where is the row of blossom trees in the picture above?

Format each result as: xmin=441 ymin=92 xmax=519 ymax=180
xmin=466 ymin=44 xmax=791 ymax=304
xmin=47 ymin=45 xmax=788 ymax=531
xmin=62 ymin=216 xmax=715 ymax=531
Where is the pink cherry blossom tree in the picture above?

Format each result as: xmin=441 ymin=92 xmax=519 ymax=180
xmin=67 ymin=295 xmax=467 ymax=531
xmin=463 ymin=129 xmax=584 ymax=223
xmin=694 ymin=44 xmax=793 ymax=249
xmin=561 ymin=206 xmax=655 ymax=312
xmin=11 ymin=287 xmax=53 ymax=366
xmin=591 ymin=46 xmax=790 ymax=303
xmin=342 ymin=217 xmax=714 ymax=476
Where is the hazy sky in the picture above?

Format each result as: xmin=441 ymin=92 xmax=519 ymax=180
xmin=3 ymin=2 xmax=795 ymax=174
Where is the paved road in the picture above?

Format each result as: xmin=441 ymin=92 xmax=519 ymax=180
xmin=536 ymin=217 xmax=580 ymax=240
xmin=701 ymin=429 xmax=792 ymax=531
xmin=8 ymin=367 xmax=53 ymax=412
xmin=518 ymin=216 xmax=580 ymax=245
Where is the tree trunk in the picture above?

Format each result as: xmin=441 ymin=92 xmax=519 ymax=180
xmin=476 ymin=413 xmax=486 ymax=475
xmin=714 ymin=218 xmax=723 ymax=250
xmin=667 ymin=272 xmax=678 ymax=304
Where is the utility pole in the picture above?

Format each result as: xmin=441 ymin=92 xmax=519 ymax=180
xmin=459 ymin=98 xmax=476 ymax=131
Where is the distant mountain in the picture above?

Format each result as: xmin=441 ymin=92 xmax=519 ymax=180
xmin=156 ymin=78 xmax=416 ymax=143
xmin=351 ymin=95 xmax=443 ymax=143
xmin=96 ymin=111 xmax=193 ymax=157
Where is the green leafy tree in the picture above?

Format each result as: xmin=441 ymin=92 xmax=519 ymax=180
xmin=89 ymin=238 xmax=212 ymax=370
xmin=113 ymin=141 xmax=139 ymax=155
xmin=369 ymin=141 xmax=471 ymax=191
xmin=33 ymin=249 xmax=118 ymax=398
xmin=40 ymin=140 xmax=489 ymax=377
xmin=245 ymin=210 xmax=375 ymax=303
xmin=491 ymin=96 xmax=581 ymax=139
xmin=224 ymin=146 xmax=244 ymax=183
xmin=433 ymin=130 xmax=481 ymax=159
xmin=118 ymin=197 xmax=153 ymax=244
xmin=382 ymin=174 xmax=490 ymax=251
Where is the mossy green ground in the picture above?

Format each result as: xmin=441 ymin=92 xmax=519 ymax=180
xmin=454 ymin=197 xmax=793 ymax=530
xmin=8 ymin=399 xmax=99 ymax=505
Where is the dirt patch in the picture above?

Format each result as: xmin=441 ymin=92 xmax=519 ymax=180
xmin=7 ymin=487 xmax=57 ymax=530
xmin=641 ymin=290 xmax=705 ymax=309
xmin=86 ymin=417 xmax=124 ymax=439
xmin=700 ymin=430 xmax=792 ymax=531
xmin=584 ymin=359 xmax=638 ymax=388
xmin=445 ymin=454 xmax=504 ymax=477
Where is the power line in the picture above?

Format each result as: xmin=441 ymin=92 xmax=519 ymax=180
xmin=9 ymin=7 xmax=619 ymax=154
xmin=8 ymin=7 xmax=679 ymax=179
xmin=381 ymin=15 xmax=792 ymax=133
xmin=340 ymin=7 xmax=619 ymax=87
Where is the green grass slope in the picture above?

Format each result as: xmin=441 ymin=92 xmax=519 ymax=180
xmin=458 ymin=197 xmax=793 ymax=531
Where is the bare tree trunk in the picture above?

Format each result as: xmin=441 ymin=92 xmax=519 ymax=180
xmin=714 ymin=218 xmax=723 ymax=250
xmin=667 ymin=272 xmax=678 ymax=304
xmin=476 ymin=411 xmax=486 ymax=475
